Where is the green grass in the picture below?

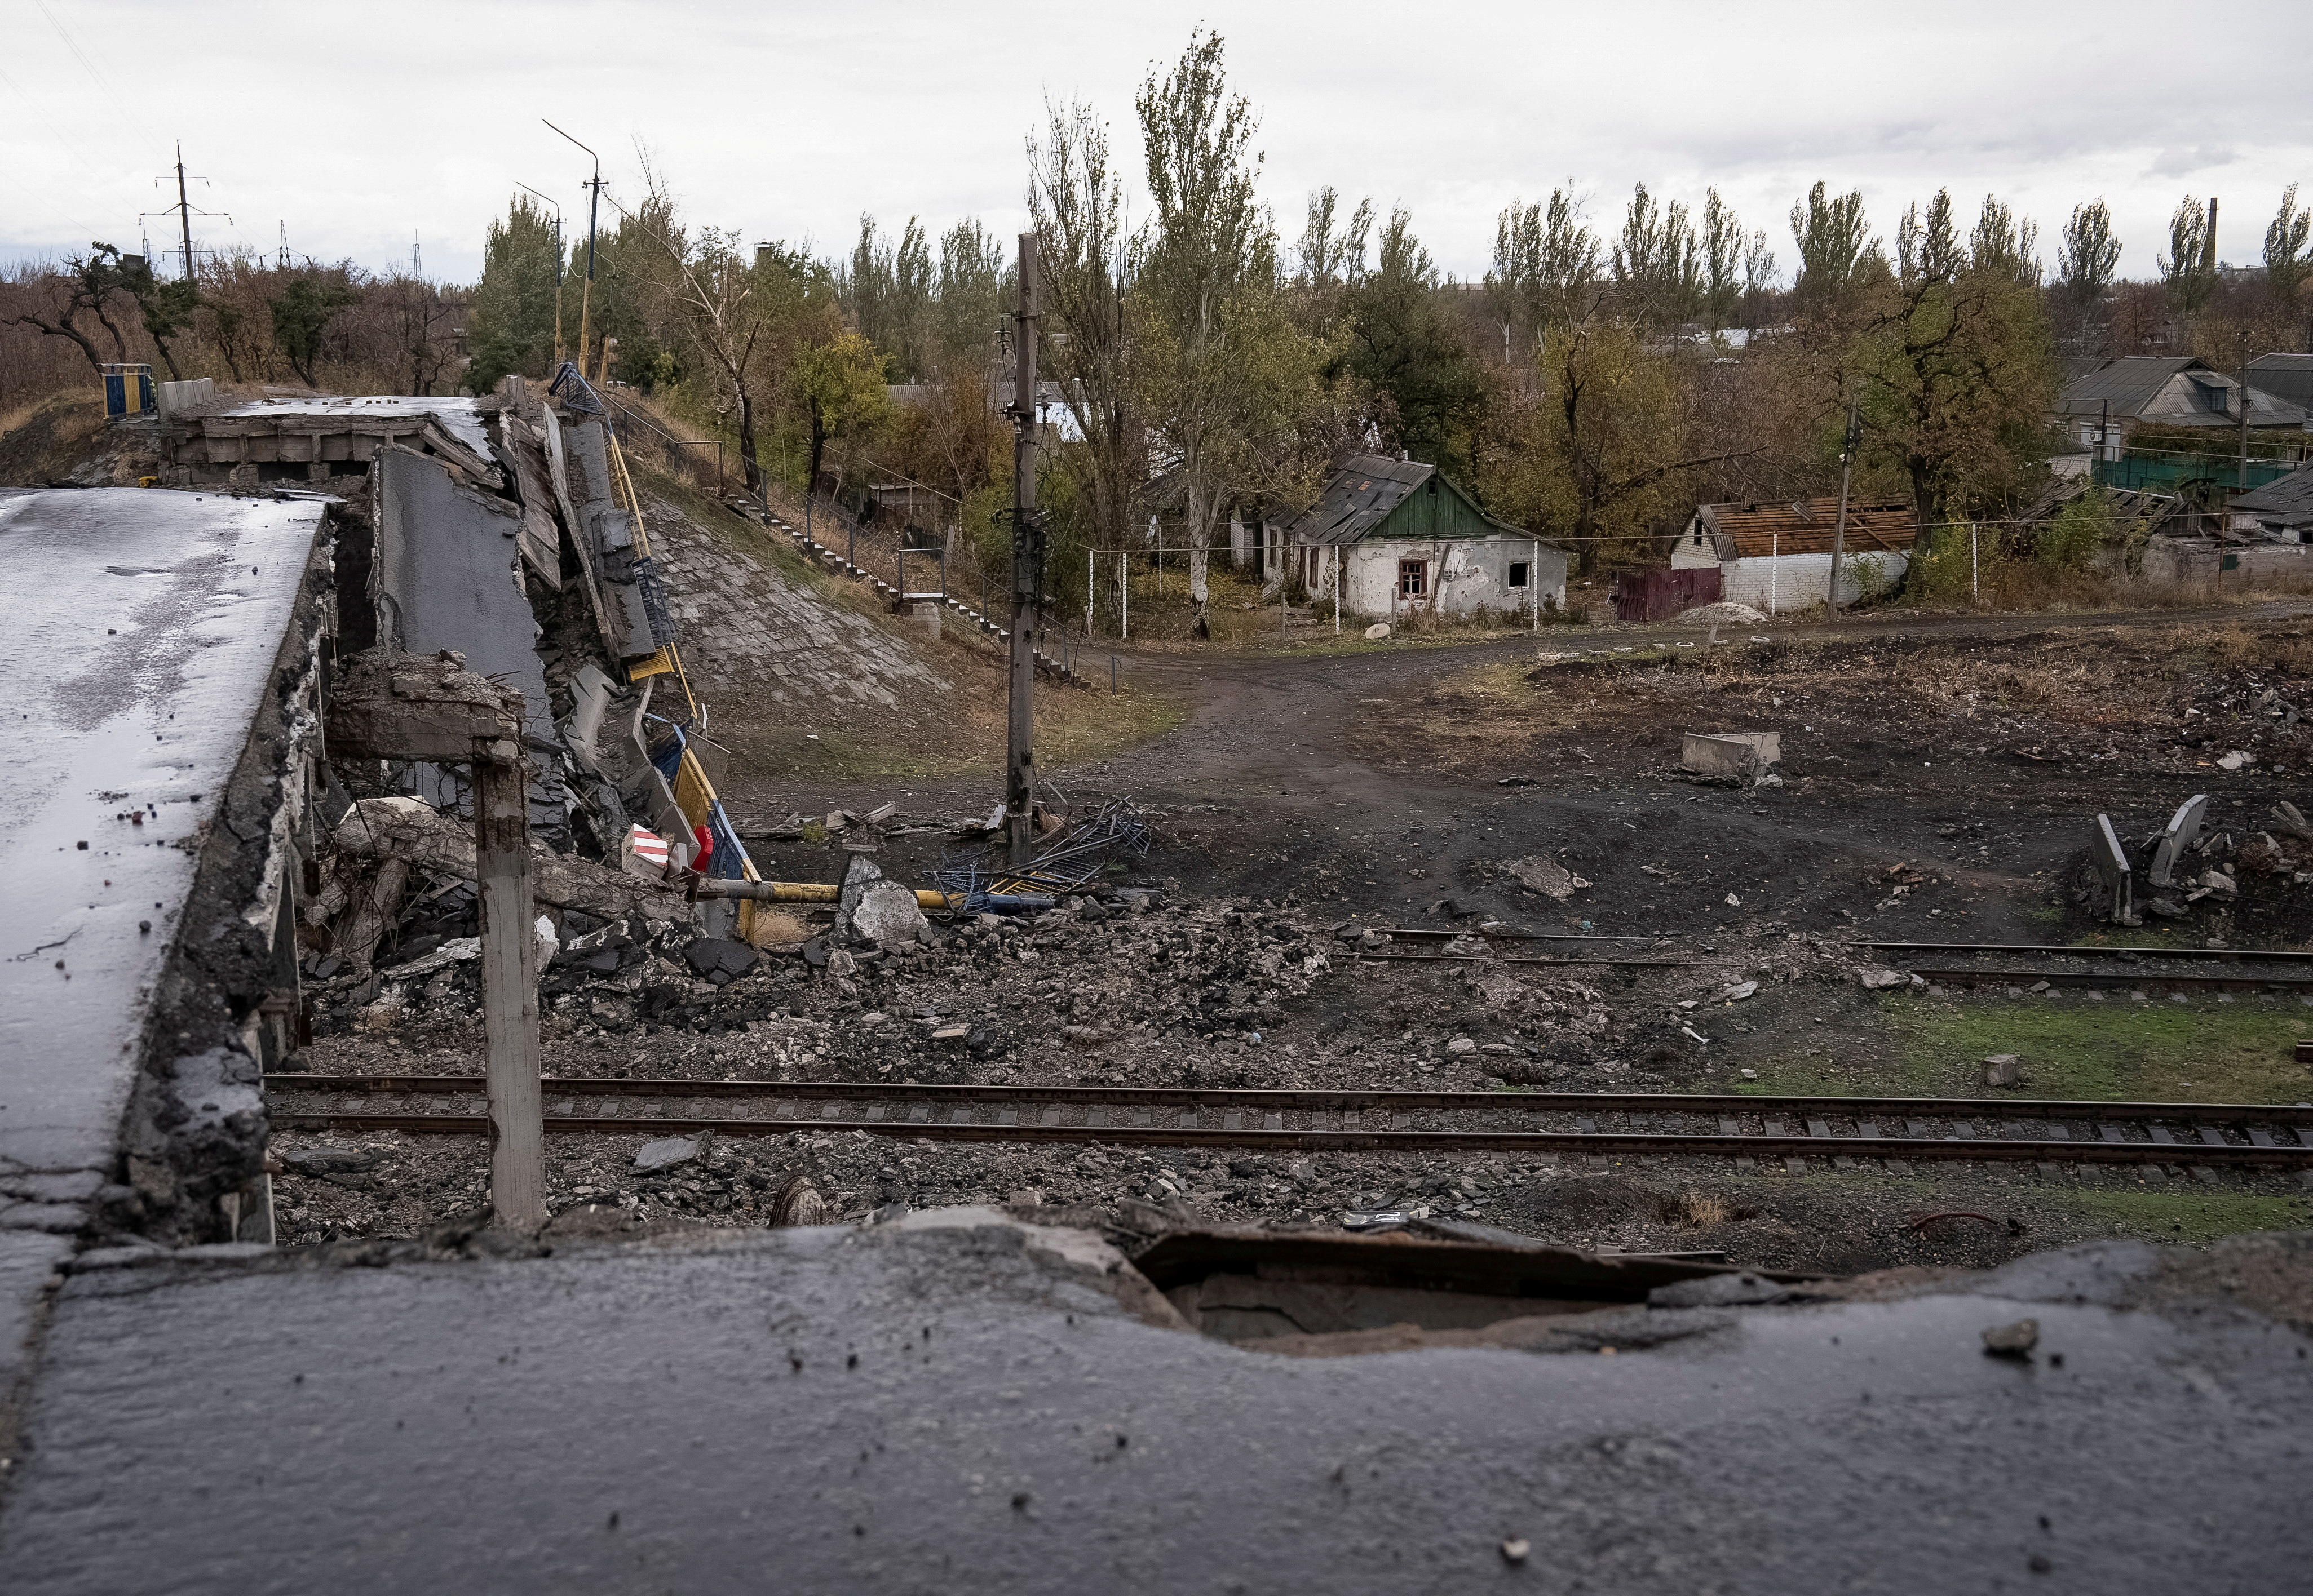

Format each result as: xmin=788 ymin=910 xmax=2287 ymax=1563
xmin=2042 ymin=1187 xmax=2312 ymax=1244
xmin=1885 ymin=995 xmax=2308 ymax=1102
xmin=1733 ymin=993 xmax=2313 ymax=1103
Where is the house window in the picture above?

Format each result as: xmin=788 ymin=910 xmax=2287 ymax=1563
xmin=1509 ymin=561 xmax=1529 ymax=589
xmin=1398 ymin=559 xmax=1426 ymax=597
xmin=1692 ymin=525 xmax=1704 ymax=546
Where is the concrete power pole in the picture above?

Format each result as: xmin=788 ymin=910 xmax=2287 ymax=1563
xmin=1005 ymin=233 xmax=1043 ymax=864
xmin=173 ymin=143 xmax=195 ymax=282
xmin=1825 ymin=401 xmax=1860 ymax=612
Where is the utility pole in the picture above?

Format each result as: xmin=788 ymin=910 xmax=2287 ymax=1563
xmin=1825 ymin=400 xmax=1860 ymax=613
xmin=142 ymin=143 xmax=227 ymax=282
xmin=2239 ymin=332 xmax=2252 ymax=493
xmin=172 ymin=143 xmax=194 ymax=282
xmin=1005 ymin=233 xmax=1043 ymax=865
xmin=517 ymin=183 xmax=565 ymax=365
xmin=545 ymin=121 xmax=603 ymax=382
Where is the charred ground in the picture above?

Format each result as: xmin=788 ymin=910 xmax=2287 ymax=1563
xmin=277 ymin=605 xmax=2313 ymax=1274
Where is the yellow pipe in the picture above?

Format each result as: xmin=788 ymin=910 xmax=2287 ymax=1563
xmin=714 ymin=881 xmax=959 ymax=913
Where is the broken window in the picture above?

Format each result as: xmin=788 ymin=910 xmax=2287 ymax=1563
xmin=1399 ymin=559 xmax=1426 ymax=597
xmin=1509 ymin=562 xmax=1529 ymax=589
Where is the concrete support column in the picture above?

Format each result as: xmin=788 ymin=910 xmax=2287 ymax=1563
xmin=474 ymin=737 xmax=545 ymax=1231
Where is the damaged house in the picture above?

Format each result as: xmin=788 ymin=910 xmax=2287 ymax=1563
xmin=1669 ymin=497 xmax=1916 ymax=614
xmin=1281 ymin=453 xmax=1568 ymax=620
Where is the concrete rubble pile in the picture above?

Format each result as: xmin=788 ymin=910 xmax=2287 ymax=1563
xmin=2078 ymin=791 xmax=2313 ymax=932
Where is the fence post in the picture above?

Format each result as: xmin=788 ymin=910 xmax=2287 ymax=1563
xmin=1971 ymin=522 xmax=1979 ymax=603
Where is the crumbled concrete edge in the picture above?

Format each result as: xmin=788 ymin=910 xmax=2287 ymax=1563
xmin=879 ymin=1206 xmax=1193 ymax=1331
xmin=117 ymin=515 xmax=335 ymax=1246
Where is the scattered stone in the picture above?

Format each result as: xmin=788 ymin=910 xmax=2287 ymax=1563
xmin=1982 ymin=1318 xmax=2040 ymax=1358
xmin=1724 ymin=893 xmax=1742 ymax=909
xmin=1500 ymin=1538 xmax=1532 ymax=1565
xmin=1856 ymin=967 xmax=1909 ymax=990
xmin=2144 ymin=898 xmax=2186 ymax=919
xmin=2216 ymin=751 xmax=2250 ymax=772
xmin=280 ymin=1146 xmax=380 ymax=1175
xmin=1720 ymin=981 xmax=1758 ymax=1002
xmin=1983 ymin=1054 xmax=2022 ymax=1087
xmin=1364 ymin=622 xmax=1391 ymax=640
xmin=683 ymin=937 xmax=759 ymax=985
xmin=1446 ymin=1037 xmax=1478 ymax=1055
xmin=1503 ymin=855 xmax=1588 ymax=899
xmin=634 ymin=1136 xmax=699 ymax=1173
xmin=850 ymin=879 xmax=930 ymax=949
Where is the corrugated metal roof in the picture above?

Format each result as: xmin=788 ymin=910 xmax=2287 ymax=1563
xmin=2056 ymin=356 xmax=2310 ymax=428
xmin=2231 ymin=461 xmax=2313 ymax=526
xmin=1695 ymin=498 xmax=1914 ymax=558
xmin=1284 ymin=454 xmax=1436 ymax=546
xmin=2250 ymin=353 xmax=2313 ymax=411
xmin=2055 ymin=357 xmax=2206 ymax=417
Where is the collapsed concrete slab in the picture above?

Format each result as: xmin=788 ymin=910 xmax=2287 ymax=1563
xmin=0 ymin=487 xmax=331 ymax=1417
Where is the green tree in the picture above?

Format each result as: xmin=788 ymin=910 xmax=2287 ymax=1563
xmin=1789 ymin=181 xmax=1876 ymax=308
xmin=1700 ymin=189 xmax=1743 ymax=331
xmin=1029 ymin=94 xmax=1141 ymax=564
xmin=1341 ymin=206 xmax=1488 ymax=479
xmin=1612 ymin=182 xmax=1701 ymax=327
xmin=791 ymin=327 xmax=894 ymax=492
xmin=1485 ymin=189 xmax=1602 ymax=365
xmin=2057 ymin=198 xmax=2121 ymax=302
xmin=2265 ymin=185 xmax=2310 ymax=325
xmin=1131 ymin=28 xmax=1316 ymax=637
xmin=1492 ymin=313 xmax=1736 ymax=575
xmin=1854 ymin=190 xmax=2058 ymax=526
xmin=2158 ymin=195 xmax=2217 ymax=316
xmin=466 ymin=193 xmax=563 ymax=392
xmin=268 ymin=271 xmax=357 ymax=387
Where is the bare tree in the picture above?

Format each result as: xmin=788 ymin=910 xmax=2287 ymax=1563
xmin=1025 ymin=95 xmax=1140 ymax=569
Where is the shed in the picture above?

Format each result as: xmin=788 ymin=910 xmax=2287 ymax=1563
xmin=1674 ymin=498 xmax=1915 ymax=612
xmin=1282 ymin=453 xmax=1568 ymax=619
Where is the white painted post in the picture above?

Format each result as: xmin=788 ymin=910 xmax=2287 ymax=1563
xmin=1769 ymin=529 xmax=1777 ymax=615
xmin=1333 ymin=546 xmax=1341 ymax=634
xmin=1086 ymin=548 xmax=1094 ymax=636
xmin=1971 ymin=522 xmax=1979 ymax=602
xmin=1120 ymin=550 xmax=1128 ymax=640
xmin=474 ymin=738 xmax=544 ymax=1232
xmin=1531 ymin=538 xmax=1540 ymax=634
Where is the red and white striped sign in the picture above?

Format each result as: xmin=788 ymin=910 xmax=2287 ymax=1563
xmin=624 ymin=824 xmax=670 ymax=874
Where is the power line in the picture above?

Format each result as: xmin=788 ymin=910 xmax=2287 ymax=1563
xmin=34 ymin=0 xmax=162 ymax=151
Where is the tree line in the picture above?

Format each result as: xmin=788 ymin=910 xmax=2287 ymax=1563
xmin=5 ymin=28 xmax=2308 ymax=626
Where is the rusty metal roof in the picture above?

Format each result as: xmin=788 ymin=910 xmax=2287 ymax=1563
xmin=1284 ymin=454 xmax=1434 ymax=545
xmin=1695 ymin=498 xmax=1915 ymax=558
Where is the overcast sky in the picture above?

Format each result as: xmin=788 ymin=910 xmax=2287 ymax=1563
xmin=5 ymin=0 xmax=2309 ymax=289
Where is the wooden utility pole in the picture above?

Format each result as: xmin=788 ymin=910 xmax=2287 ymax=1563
xmin=1005 ymin=233 xmax=1042 ymax=864
xmin=474 ymin=737 xmax=546 ymax=1231
xmin=1825 ymin=400 xmax=1860 ymax=612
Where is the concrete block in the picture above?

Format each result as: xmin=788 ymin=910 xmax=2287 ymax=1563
xmin=1681 ymin=731 xmax=1780 ymax=778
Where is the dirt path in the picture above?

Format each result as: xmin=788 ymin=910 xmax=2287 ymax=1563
xmin=746 ymin=596 xmax=2313 ymax=945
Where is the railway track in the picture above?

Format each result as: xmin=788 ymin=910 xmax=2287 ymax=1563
xmin=265 ymin=1076 xmax=2313 ymax=1172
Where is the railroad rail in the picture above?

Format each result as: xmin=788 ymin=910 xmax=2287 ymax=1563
xmin=1850 ymin=939 xmax=2313 ymax=963
xmin=1914 ymin=965 xmax=2313 ymax=994
xmin=265 ymin=1077 xmax=2313 ymax=1171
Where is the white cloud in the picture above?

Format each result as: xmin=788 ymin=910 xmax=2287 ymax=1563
xmin=1 ymin=0 xmax=2307 ymax=289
